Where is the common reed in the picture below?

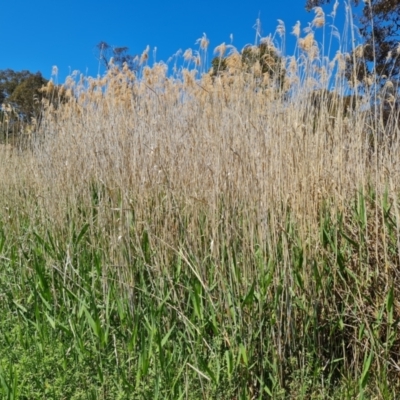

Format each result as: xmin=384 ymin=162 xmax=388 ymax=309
xmin=0 ymin=10 xmax=399 ymax=399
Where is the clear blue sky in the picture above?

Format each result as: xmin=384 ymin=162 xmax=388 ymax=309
xmin=1 ymin=0 xmax=357 ymax=83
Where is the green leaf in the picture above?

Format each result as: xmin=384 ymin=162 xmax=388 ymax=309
xmin=239 ymin=344 xmax=248 ymax=367
xmin=161 ymin=324 xmax=175 ymax=348
xmin=360 ymin=350 xmax=374 ymax=390
xmin=242 ymin=281 xmax=255 ymax=307
xmin=12 ymin=301 xmax=27 ymax=313
xmin=45 ymin=312 xmax=56 ymax=330
xmin=83 ymin=307 xmax=100 ymax=338
xmin=386 ymin=286 xmax=394 ymax=325
xmin=75 ymin=223 xmax=90 ymax=246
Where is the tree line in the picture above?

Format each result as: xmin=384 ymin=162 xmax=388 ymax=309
xmin=1 ymin=0 xmax=399 ymax=142
xmin=210 ymin=0 xmax=399 ymax=127
xmin=305 ymin=0 xmax=399 ymax=86
xmin=0 ymin=42 xmax=133 ymax=142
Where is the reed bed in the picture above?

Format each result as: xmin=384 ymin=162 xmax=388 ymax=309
xmin=0 ymin=14 xmax=399 ymax=399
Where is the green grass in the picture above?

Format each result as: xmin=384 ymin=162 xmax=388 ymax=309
xmin=0 ymin=189 xmax=398 ymax=399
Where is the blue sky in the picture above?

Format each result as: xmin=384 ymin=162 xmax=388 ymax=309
xmin=1 ymin=0 xmax=357 ymax=83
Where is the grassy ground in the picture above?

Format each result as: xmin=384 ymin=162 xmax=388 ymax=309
xmin=0 ymin=12 xmax=400 ymax=398
xmin=0 ymin=187 xmax=399 ymax=399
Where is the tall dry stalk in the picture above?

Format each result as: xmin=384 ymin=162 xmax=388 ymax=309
xmin=1 ymin=13 xmax=399 ymax=394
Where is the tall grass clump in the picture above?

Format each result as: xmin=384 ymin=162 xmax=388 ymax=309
xmin=0 ymin=8 xmax=399 ymax=399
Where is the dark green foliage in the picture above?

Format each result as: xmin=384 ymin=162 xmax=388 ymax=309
xmin=305 ymin=0 xmax=400 ymax=85
xmin=96 ymin=41 xmax=138 ymax=72
xmin=0 ymin=191 xmax=399 ymax=398
xmin=0 ymin=70 xmax=49 ymax=140
xmin=0 ymin=70 xmax=70 ymax=142
xmin=302 ymin=89 xmax=363 ymax=136
xmin=7 ymin=73 xmax=47 ymax=122
xmin=211 ymin=42 xmax=286 ymax=90
xmin=241 ymin=42 xmax=281 ymax=77
xmin=305 ymin=0 xmax=360 ymax=10
xmin=211 ymin=56 xmax=228 ymax=77
xmin=0 ymin=70 xmax=35 ymax=105
xmin=309 ymin=89 xmax=363 ymax=116
xmin=352 ymin=0 xmax=400 ymax=91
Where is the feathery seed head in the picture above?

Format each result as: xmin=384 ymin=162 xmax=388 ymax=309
xmin=262 ymin=72 xmax=270 ymax=86
xmin=292 ymin=21 xmax=301 ymax=38
xmin=140 ymin=45 xmax=150 ymax=64
xmin=183 ymin=48 xmax=193 ymax=61
xmin=122 ymin=63 xmax=130 ymax=73
xmin=299 ymin=32 xmax=315 ymax=52
xmin=194 ymin=54 xmax=201 ymax=66
xmin=384 ymin=80 xmax=394 ymax=90
xmin=65 ymin=88 xmax=73 ymax=98
xmin=183 ymin=69 xmax=195 ymax=87
xmin=252 ymin=61 xmax=262 ymax=77
xmin=44 ymin=80 xmax=55 ymax=95
xmin=226 ymin=52 xmax=241 ymax=70
xmin=196 ymin=33 xmax=209 ymax=51
xmin=354 ymin=45 xmax=364 ymax=58
xmin=331 ymin=0 xmax=339 ymax=18
xmin=386 ymin=94 xmax=396 ymax=104
xmin=143 ymin=66 xmax=151 ymax=79
xmin=276 ymin=20 xmax=285 ymax=38
xmin=214 ymin=42 xmax=227 ymax=58
xmin=312 ymin=7 xmax=325 ymax=28
xmin=260 ymin=35 xmax=276 ymax=51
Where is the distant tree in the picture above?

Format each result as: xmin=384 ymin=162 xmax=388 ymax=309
xmin=305 ymin=0 xmax=400 ymax=132
xmin=0 ymin=69 xmax=34 ymax=105
xmin=0 ymin=70 xmax=50 ymax=139
xmin=305 ymin=0 xmax=360 ymax=9
xmin=308 ymin=89 xmax=363 ymax=121
xmin=96 ymin=41 xmax=139 ymax=72
xmin=0 ymin=69 xmax=71 ymax=144
xmin=211 ymin=56 xmax=228 ymax=77
xmin=7 ymin=72 xmax=48 ymax=122
xmin=305 ymin=0 xmax=400 ymax=86
xmin=211 ymin=41 xmax=285 ymax=89
xmin=0 ymin=108 xmax=5 ymax=130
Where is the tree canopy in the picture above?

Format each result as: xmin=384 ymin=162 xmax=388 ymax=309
xmin=210 ymin=41 xmax=285 ymax=89
xmin=96 ymin=41 xmax=138 ymax=72
xmin=7 ymin=72 xmax=48 ymax=121
xmin=0 ymin=69 xmax=50 ymax=135
xmin=0 ymin=69 xmax=36 ymax=105
xmin=0 ymin=69 xmax=70 ymax=142
xmin=305 ymin=0 xmax=360 ymax=9
xmin=305 ymin=0 xmax=400 ymax=86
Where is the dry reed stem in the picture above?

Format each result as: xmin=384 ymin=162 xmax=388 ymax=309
xmin=1 ymin=57 xmax=398 ymax=241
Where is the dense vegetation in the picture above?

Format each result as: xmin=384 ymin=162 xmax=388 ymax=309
xmin=305 ymin=0 xmax=400 ymax=87
xmin=0 ymin=3 xmax=400 ymax=399
xmin=0 ymin=70 xmax=67 ymax=143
